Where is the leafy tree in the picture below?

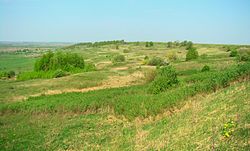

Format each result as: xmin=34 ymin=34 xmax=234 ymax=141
xmin=34 ymin=51 xmax=85 ymax=72
xmin=148 ymin=57 xmax=167 ymax=66
xmin=148 ymin=66 xmax=179 ymax=94
xmin=185 ymin=41 xmax=193 ymax=50
xmin=166 ymin=51 xmax=177 ymax=61
xmin=149 ymin=41 xmax=154 ymax=47
xmin=229 ymin=50 xmax=238 ymax=57
xmin=113 ymin=55 xmax=125 ymax=62
xmin=201 ymin=65 xmax=210 ymax=72
xmin=186 ymin=47 xmax=198 ymax=61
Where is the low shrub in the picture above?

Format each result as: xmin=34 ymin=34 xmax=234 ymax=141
xmin=148 ymin=66 xmax=179 ymax=94
xmin=145 ymin=41 xmax=153 ymax=47
xmin=0 ymin=70 xmax=15 ymax=79
xmin=148 ymin=57 xmax=167 ymax=66
xmin=201 ymin=65 xmax=210 ymax=72
xmin=166 ymin=51 xmax=177 ymax=61
xmin=123 ymin=49 xmax=130 ymax=53
xmin=237 ymin=50 xmax=250 ymax=61
xmin=229 ymin=50 xmax=238 ymax=57
xmin=113 ymin=55 xmax=125 ymax=63
xmin=186 ymin=47 xmax=199 ymax=61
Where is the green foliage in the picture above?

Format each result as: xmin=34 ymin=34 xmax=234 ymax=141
xmin=0 ymin=70 xmax=15 ymax=79
xmin=148 ymin=66 xmax=179 ymax=94
xmin=53 ymin=69 xmax=67 ymax=78
xmin=145 ymin=41 xmax=153 ymax=47
xmin=2 ymin=62 xmax=250 ymax=119
xmin=144 ymin=56 xmax=149 ymax=60
xmin=17 ymin=71 xmax=58 ymax=81
xmin=115 ymin=45 xmax=119 ymax=49
xmin=83 ymin=63 xmax=96 ymax=72
xmin=148 ymin=57 xmax=167 ymax=66
xmin=34 ymin=51 xmax=84 ymax=72
xmin=185 ymin=41 xmax=193 ymax=50
xmin=229 ymin=50 xmax=238 ymax=57
xmin=186 ymin=47 xmax=199 ymax=61
xmin=237 ymin=50 xmax=250 ymax=61
xmin=166 ymin=41 xmax=193 ymax=48
xmin=123 ymin=49 xmax=130 ymax=53
xmin=221 ymin=120 xmax=237 ymax=138
xmin=113 ymin=55 xmax=125 ymax=63
xmin=92 ymin=40 xmax=125 ymax=47
xmin=201 ymin=65 xmax=210 ymax=72
xmin=166 ymin=51 xmax=177 ymax=61
xmin=149 ymin=41 xmax=154 ymax=47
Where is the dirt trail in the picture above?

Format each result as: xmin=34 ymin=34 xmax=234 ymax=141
xmin=27 ymin=71 xmax=144 ymax=98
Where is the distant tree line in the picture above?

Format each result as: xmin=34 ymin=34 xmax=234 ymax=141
xmin=167 ymin=41 xmax=193 ymax=49
xmin=64 ymin=40 xmax=126 ymax=49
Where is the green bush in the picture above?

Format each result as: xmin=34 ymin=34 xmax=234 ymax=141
xmin=148 ymin=57 xmax=167 ymax=66
xmin=186 ymin=47 xmax=198 ymax=61
xmin=229 ymin=50 xmax=238 ymax=57
xmin=148 ymin=66 xmax=179 ymax=94
xmin=34 ymin=51 xmax=85 ymax=72
xmin=113 ymin=55 xmax=125 ymax=63
xmin=201 ymin=65 xmax=210 ymax=72
xmin=123 ymin=49 xmax=130 ymax=53
xmin=237 ymin=50 xmax=250 ymax=61
xmin=0 ymin=71 xmax=15 ymax=79
xmin=166 ymin=51 xmax=177 ymax=61
xmin=185 ymin=41 xmax=193 ymax=50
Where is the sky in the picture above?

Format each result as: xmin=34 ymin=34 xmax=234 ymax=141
xmin=0 ymin=0 xmax=250 ymax=44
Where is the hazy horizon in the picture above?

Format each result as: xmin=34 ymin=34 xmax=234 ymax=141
xmin=1 ymin=0 xmax=250 ymax=44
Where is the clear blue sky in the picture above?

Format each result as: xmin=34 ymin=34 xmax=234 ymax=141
xmin=1 ymin=0 xmax=250 ymax=44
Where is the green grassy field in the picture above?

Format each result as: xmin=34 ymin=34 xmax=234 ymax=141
xmin=0 ymin=42 xmax=249 ymax=150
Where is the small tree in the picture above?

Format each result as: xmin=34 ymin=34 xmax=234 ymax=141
xmin=148 ymin=57 xmax=167 ymax=66
xmin=7 ymin=71 xmax=15 ymax=78
xmin=149 ymin=41 xmax=154 ymax=47
xmin=186 ymin=41 xmax=193 ymax=50
xmin=167 ymin=42 xmax=172 ymax=48
xmin=113 ymin=55 xmax=125 ymax=63
xmin=186 ymin=47 xmax=198 ymax=61
xmin=116 ymin=45 xmax=119 ymax=49
xmin=148 ymin=66 xmax=178 ymax=94
xmin=166 ymin=51 xmax=177 ymax=61
xmin=201 ymin=65 xmax=210 ymax=72
xmin=229 ymin=50 xmax=238 ymax=57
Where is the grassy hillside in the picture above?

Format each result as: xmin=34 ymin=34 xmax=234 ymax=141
xmin=0 ymin=41 xmax=249 ymax=150
xmin=1 ymin=81 xmax=249 ymax=150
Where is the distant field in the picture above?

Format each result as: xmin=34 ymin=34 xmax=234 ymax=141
xmin=0 ymin=41 xmax=249 ymax=150
xmin=0 ymin=54 xmax=37 ymax=73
